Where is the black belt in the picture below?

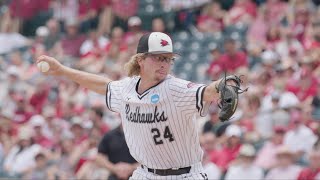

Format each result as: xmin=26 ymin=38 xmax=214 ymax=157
xmin=141 ymin=165 xmax=191 ymax=176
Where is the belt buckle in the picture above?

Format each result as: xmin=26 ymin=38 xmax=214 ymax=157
xmin=146 ymin=166 xmax=156 ymax=174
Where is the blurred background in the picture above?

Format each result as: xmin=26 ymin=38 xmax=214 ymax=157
xmin=0 ymin=0 xmax=320 ymax=179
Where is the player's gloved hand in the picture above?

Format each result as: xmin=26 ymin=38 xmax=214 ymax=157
xmin=215 ymin=75 xmax=247 ymax=122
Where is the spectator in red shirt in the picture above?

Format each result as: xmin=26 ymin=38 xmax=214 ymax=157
xmin=240 ymin=94 xmax=261 ymax=132
xmin=265 ymin=25 xmax=282 ymax=50
xmin=103 ymin=27 xmax=127 ymax=78
xmin=9 ymin=0 xmax=39 ymax=21
xmin=207 ymin=38 xmax=247 ymax=78
xmin=104 ymin=27 xmax=127 ymax=60
xmin=298 ymin=149 xmax=320 ymax=180
xmin=56 ymin=19 xmax=86 ymax=58
xmin=29 ymin=115 xmax=53 ymax=149
xmin=40 ymin=106 xmax=61 ymax=142
xmin=275 ymin=28 xmax=305 ymax=61
xmin=78 ymin=0 xmax=109 ymax=33
xmin=247 ymin=6 xmax=270 ymax=46
xmin=75 ymin=127 xmax=103 ymax=175
xmin=264 ymin=0 xmax=288 ymax=25
xmin=197 ymin=1 xmax=225 ymax=34
xmin=78 ymin=0 xmax=96 ymax=21
xmin=9 ymin=0 xmax=51 ymax=36
xmin=124 ymin=16 xmax=145 ymax=47
xmin=286 ymin=57 xmax=318 ymax=101
xmin=13 ymin=95 xmax=33 ymax=124
xmin=287 ymin=0 xmax=314 ymax=43
xmin=291 ymin=9 xmax=310 ymax=43
xmin=224 ymin=0 xmax=257 ymax=26
xmin=119 ymin=17 xmax=145 ymax=63
xmin=29 ymin=81 xmax=49 ymax=114
xmin=200 ymin=132 xmax=218 ymax=155
xmin=78 ymin=28 xmax=109 ymax=73
xmin=211 ymin=124 xmax=242 ymax=172
xmin=255 ymin=127 xmax=286 ymax=170
xmin=303 ymin=21 xmax=320 ymax=50
xmin=69 ymin=117 xmax=88 ymax=145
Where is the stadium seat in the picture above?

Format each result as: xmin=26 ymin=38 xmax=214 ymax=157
xmin=190 ymin=42 xmax=201 ymax=51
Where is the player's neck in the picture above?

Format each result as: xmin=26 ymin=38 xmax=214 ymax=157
xmin=138 ymin=77 xmax=162 ymax=94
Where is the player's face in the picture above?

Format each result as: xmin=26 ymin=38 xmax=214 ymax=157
xmin=141 ymin=53 xmax=174 ymax=81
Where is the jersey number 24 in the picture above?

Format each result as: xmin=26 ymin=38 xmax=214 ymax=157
xmin=151 ymin=126 xmax=174 ymax=145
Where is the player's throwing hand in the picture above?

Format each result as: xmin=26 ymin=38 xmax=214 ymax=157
xmin=36 ymin=55 xmax=64 ymax=76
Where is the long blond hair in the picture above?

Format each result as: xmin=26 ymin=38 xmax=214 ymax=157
xmin=124 ymin=53 xmax=145 ymax=77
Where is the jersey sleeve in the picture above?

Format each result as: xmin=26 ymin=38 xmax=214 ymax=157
xmin=106 ymin=77 xmax=131 ymax=113
xmin=168 ymin=77 xmax=209 ymax=117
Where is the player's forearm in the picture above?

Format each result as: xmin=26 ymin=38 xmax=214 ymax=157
xmin=203 ymin=79 xmax=222 ymax=102
xmin=95 ymin=153 xmax=116 ymax=173
xmin=131 ymin=163 xmax=140 ymax=170
xmin=61 ymin=66 xmax=111 ymax=95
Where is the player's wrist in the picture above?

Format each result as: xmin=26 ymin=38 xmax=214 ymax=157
xmin=59 ymin=65 xmax=69 ymax=76
xmin=108 ymin=164 xmax=117 ymax=174
xmin=215 ymin=79 xmax=223 ymax=93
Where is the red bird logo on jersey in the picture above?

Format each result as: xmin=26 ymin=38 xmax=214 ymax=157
xmin=160 ymin=39 xmax=169 ymax=46
xmin=187 ymin=82 xmax=196 ymax=88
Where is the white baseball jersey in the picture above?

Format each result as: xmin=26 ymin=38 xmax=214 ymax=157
xmin=106 ymin=75 xmax=209 ymax=169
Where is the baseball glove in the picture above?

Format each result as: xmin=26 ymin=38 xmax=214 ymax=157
xmin=215 ymin=75 xmax=247 ymax=122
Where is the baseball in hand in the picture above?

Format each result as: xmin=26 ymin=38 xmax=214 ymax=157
xmin=37 ymin=61 xmax=50 ymax=72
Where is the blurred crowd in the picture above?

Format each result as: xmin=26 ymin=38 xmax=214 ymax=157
xmin=0 ymin=0 xmax=320 ymax=179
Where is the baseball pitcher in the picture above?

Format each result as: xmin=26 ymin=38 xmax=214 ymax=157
xmin=37 ymin=32 xmax=245 ymax=179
